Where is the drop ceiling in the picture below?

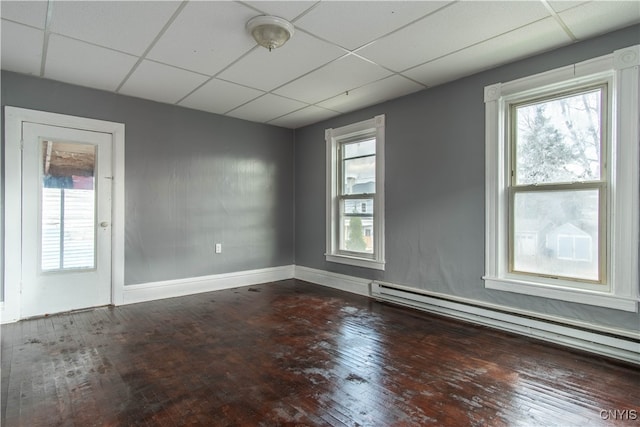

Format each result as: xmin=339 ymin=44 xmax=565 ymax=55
xmin=2 ymin=1 xmax=639 ymax=129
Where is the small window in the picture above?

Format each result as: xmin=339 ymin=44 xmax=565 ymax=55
xmin=326 ymin=115 xmax=385 ymax=270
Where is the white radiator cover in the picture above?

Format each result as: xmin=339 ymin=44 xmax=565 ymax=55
xmin=370 ymin=281 xmax=640 ymax=365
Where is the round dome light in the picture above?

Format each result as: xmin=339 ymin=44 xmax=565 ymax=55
xmin=246 ymin=15 xmax=295 ymax=51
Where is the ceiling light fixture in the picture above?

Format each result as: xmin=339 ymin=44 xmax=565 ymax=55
xmin=246 ymin=15 xmax=294 ymax=52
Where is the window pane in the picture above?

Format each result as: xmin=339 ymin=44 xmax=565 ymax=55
xmin=62 ymin=188 xmax=96 ymax=269
xmin=514 ymin=89 xmax=602 ymax=185
xmin=42 ymin=188 xmax=62 ymax=270
xmin=512 ymin=189 xmax=599 ymax=281
xmin=41 ymin=140 xmax=96 ymax=271
xmin=343 ymin=156 xmax=375 ymax=195
xmin=342 ymin=138 xmax=376 ymax=195
xmin=339 ymin=198 xmax=374 ymax=254
xmin=343 ymin=138 xmax=375 ymax=159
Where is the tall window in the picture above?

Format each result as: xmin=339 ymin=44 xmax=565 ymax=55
xmin=484 ymin=46 xmax=639 ymax=312
xmin=340 ymin=138 xmax=375 ymax=254
xmin=510 ymin=87 xmax=605 ymax=283
xmin=326 ymin=115 xmax=385 ymax=270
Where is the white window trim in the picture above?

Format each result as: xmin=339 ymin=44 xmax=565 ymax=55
xmin=483 ymin=46 xmax=639 ymax=312
xmin=326 ymin=115 xmax=385 ymax=270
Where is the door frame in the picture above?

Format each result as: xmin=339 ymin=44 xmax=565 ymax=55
xmin=2 ymin=107 xmax=125 ymax=323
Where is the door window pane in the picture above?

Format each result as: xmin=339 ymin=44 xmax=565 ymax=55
xmin=512 ymin=189 xmax=599 ymax=281
xmin=41 ymin=188 xmax=61 ymax=270
xmin=41 ymin=140 xmax=96 ymax=271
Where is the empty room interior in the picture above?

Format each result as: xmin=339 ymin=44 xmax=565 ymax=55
xmin=1 ymin=1 xmax=640 ymax=425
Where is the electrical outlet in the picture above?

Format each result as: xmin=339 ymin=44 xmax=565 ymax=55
xmin=215 ymin=243 xmax=222 ymax=254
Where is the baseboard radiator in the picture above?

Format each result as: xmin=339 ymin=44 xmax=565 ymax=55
xmin=370 ymin=281 xmax=640 ymax=365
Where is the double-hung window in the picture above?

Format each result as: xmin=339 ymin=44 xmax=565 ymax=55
xmin=326 ymin=115 xmax=385 ymax=270
xmin=484 ymin=45 xmax=639 ymax=311
xmin=510 ymin=86 xmax=606 ymax=282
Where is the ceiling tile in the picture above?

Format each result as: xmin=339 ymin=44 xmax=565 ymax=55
xmin=404 ymin=17 xmax=572 ymax=88
xmin=179 ymin=78 xmax=264 ymax=115
xmin=295 ymin=1 xmax=451 ymax=50
xmin=226 ymin=93 xmax=307 ymax=123
xmin=49 ymin=1 xmax=181 ymax=55
xmin=357 ymin=1 xmax=551 ymax=72
xmin=148 ymin=1 xmax=257 ymax=76
xmin=559 ymin=1 xmax=640 ymax=39
xmin=547 ymin=1 xmax=589 ymax=13
xmin=217 ymin=31 xmax=345 ymax=92
xmin=1 ymin=20 xmax=43 ymax=75
xmin=1 ymin=1 xmax=636 ymax=130
xmin=318 ymin=75 xmax=424 ymax=113
xmin=44 ymin=35 xmax=138 ymax=92
xmin=119 ymin=60 xmax=209 ymax=105
xmin=0 ymin=1 xmax=48 ymax=28
xmin=269 ymin=105 xmax=340 ymax=129
xmin=274 ymin=54 xmax=392 ymax=104
xmin=244 ymin=1 xmax=317 ymax=21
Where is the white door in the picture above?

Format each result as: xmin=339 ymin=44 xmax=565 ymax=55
xmin=21 ymin=123 xmax=112 ymax=318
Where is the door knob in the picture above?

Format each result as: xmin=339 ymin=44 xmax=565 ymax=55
xmin=100 ymin=221 xmax=109 ymax=228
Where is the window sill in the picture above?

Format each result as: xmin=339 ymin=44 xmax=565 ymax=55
xmin=325 ymin=253 xmax=385 ymax=271
xmin=483 ymin=276 xmax=637 ymax=312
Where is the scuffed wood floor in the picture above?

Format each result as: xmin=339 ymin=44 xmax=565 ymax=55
xmin=2 ymin=279 xmax=639 ymax=426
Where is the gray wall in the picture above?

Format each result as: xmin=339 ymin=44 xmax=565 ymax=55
xmin=2 ymin=24 xmax=638 ymax=332
xmin=294 ymin=24 xmax=640 ymax=332
xmin=1 ymin=72 xmax=295 ymax=286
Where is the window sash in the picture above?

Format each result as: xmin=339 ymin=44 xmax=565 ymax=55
xmin=507 ymin=84 xmax=607 ymax=285
xmin=338 ymin=139 xmax=376 ymax=197
xmin=338 ymin=195 xmax=375 ymax=257
xmin=508 ymin=184 xmax=606 ymax=284
xmin=337 ymin=137 xmax=376 ymax=257
xmin=509 ymin=84 xmax=607 ymax=187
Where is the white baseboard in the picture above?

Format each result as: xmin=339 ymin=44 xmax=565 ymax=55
xmin=294 ymin=265 xmax=370 ymax=296
xmin=123 ymin=265 xmax=295 ymax=305
xmin=295 ymin=266 xmax=639 ymax=365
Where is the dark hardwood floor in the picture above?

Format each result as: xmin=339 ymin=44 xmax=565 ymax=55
xmin=1 ymin=279 xmax=638 ymax=426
